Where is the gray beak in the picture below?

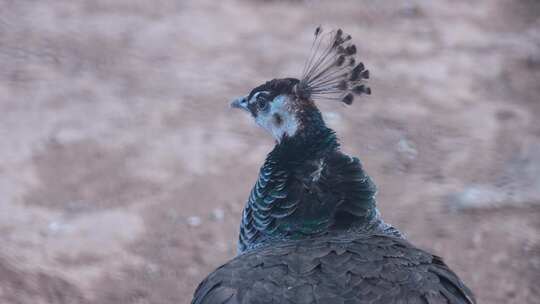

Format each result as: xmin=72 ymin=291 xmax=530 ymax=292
xmin=230 ymin=96 xmax=249 ymax=112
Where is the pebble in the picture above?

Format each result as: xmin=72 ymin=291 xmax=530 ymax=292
xmin=186 ymin=216 xmax=202 ymax=227
xmin=211 ymin=208 xmax=225 ymax=221
xmin=397 ymin=138 xmax=418 ymax=159
xmin=47 ymin=220 xmax=70 ymax=234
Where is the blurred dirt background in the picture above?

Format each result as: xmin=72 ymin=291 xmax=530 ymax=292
xmin=1 ymin=0 xmax=540 ymax=303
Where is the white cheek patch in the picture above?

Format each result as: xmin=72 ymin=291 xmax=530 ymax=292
xmin=255 ymin=95 xmax=299 ymax=142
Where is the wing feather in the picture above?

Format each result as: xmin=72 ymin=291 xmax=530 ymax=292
xmin=192 ymin=235 xmax=476 ymax=304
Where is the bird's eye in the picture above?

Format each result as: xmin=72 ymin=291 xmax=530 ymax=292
xmin=256 ymin=94 xmax=269 ymax=111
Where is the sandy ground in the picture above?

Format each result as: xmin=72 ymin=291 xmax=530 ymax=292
xmin=1 ymin=0 xmax=540 ymax=303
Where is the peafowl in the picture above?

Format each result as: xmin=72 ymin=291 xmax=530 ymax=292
xmin=191 ymin=27 xmax=476 ymax=304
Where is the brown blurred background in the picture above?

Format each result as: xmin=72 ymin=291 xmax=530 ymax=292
xmin=1 ymin=0 xmax=539 ymax=303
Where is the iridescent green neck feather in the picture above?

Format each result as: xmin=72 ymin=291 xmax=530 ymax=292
xmin=237 ymin=112 xmax=393 ymax=254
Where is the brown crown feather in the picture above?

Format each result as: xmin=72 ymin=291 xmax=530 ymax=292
xmin=295 ymin=27 xmax=371 ymax=105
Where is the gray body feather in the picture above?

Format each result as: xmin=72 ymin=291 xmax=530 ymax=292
xmin=192 ymin=234 xmax=475 ymax=304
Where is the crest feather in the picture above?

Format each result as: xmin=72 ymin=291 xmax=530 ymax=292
xmin=297 ymin=27 xmax=371 ymax=105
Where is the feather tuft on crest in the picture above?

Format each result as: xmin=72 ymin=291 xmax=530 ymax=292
xmin=297 ymin=27 xmax=371 ymax=105
xmin=352 ymin=84 xmax=371 ymax=95
xmin=342 ymin=93 xmax=354 ymax=105
xmin=314 ymin=26 xmax=322 ymax=36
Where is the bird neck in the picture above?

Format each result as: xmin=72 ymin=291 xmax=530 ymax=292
xmin=238 ymin=124 xmax=396 ymax=254
xmin=272 ymin=120 xmax=340 ymax=163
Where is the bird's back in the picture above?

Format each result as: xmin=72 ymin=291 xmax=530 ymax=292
xmin=192 ymin=233 xmax=475 ymax=304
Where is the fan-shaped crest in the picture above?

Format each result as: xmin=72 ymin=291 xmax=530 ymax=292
xmin=295 ymin=27 xmax=371 ymax=105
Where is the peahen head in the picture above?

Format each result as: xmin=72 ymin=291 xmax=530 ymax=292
xmin=231 ymin=27 xmax=371 ymax=143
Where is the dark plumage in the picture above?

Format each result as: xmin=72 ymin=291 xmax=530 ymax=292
xmin=193 ymin=28 xmax=476 ymax=304
xmin=193 ymin=127 xmax=474 ymax=304
xmin=237 ymin=125 xmax=384 ymax=253
xmin=194 ymin=236 xmax=474 ymax=304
